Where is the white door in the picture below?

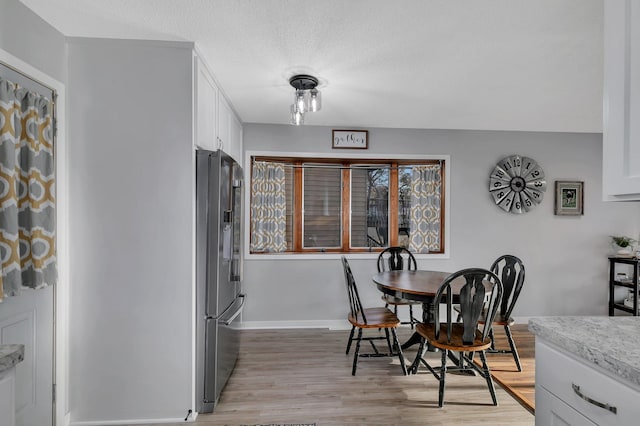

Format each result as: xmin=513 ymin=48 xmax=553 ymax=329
xmin=0 ymin=287 xmax=54 ymax=426
xmin=0 ymin=63 xmax=55 ymax=426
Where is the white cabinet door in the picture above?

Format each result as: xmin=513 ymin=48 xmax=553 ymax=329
xmin=0 ymin=368 xmax=17 ymax=426
xmin=218 ymin=95 xmax=232 ymax=153
xmin=195 ymin=56 xmax=218 ymax=150
xmin=603 ymin=0 xmax=640 ymax=200
xmin=229 ymin=111 xmax=243 ymax=163
xmin=0 ymin=287 xmax=54 ymax=426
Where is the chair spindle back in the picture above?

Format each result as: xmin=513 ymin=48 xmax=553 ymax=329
xmin=434 ymin=268 xmax=503 ymax=345
xmin=377 ymin=246 xmax=417 ymax=272
xmin=490 ymin=255 xmax=525 ymax=320
xmin=341 ymin=256 xmax=367 ymax=324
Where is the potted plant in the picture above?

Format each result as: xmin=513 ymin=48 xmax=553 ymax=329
xmin=611 ymin=235 xmax=637 ymax=255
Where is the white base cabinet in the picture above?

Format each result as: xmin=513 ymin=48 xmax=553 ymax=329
xmin=536 ymin=340 xmax=640 ymax=425
xmin=0 ymin=368 xmax=16 ymax=426
xmin=603 ymin=0 xmax=640 ymax=200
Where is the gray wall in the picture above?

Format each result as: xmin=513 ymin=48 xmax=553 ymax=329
xmin=0 ymin=0 xmax=66 ymax=82
xmin=242 ymin=124 xmax=640 ymax=326
xmin=0 ymin=1 xmax=68 ymax=424
xmin=67 ymin=38 xmax=194 ymax=423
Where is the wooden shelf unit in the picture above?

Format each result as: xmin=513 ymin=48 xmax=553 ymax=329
xmin=608 ymin=257 xmax=640 ymax=316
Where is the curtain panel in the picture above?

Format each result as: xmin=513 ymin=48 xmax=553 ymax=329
xmin=250 ymin=161 xmax=287 ymax=253
xmin=0 ymin=77 xmax=57 ymax=301
xmin=409 ymin=164 xmax=442 ymax=254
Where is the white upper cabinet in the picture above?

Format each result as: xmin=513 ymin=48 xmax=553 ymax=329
xmin=217 ymin=91 xmax=243 ymax=163
xmin=194 ymin=55 xmax=218 ymax=151
xmin=218 ymin=94 xmax=232 ymax=153
xmin=194 ymin=53 xmax=242 ymax=161
xmin=230 ymin=112 xmax=243 ymax=164
xmin=603 ymin=0 xmax=640 ymax=200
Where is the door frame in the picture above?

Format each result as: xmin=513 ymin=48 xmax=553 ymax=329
xmin=0 ymin=47 xmax=69 ymax=426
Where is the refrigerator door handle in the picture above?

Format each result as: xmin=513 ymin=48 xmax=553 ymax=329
xmin=230 ymin=180 xmax=242 ymax=283
xmin=222 ymin=294 xmax=245 ymax=326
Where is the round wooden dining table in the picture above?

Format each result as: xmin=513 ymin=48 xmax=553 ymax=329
xmin=372 ymin=270 xmax=454 ymax=348
xmin=372 ymin=270 xmax=456 ymax=373
xmin=372 ymin=269 xmax=484 ymax=374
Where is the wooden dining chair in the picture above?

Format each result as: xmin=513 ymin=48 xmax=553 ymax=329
xmin=482 ymin=255 xmax=526 ymax=371
xmin=415 ymin=268 xmax=503 ymax=407
xmin=454 ymin=255 xmax=526 ymax=371
xmin=341 ymin=256 xmax=407 ymax=376
xmin=377 ymin=247 xmax=420 ymax=328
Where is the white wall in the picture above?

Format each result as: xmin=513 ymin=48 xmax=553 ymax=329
xmin=242 ymin=124 xmax=640 ymax=327
xmin=67 ymin=38 xmax=194 ymax=424
xmin=0 ymin=2 xmax=69 ymax=425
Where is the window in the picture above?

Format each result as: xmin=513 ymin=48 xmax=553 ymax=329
xmin=249 ymin=156 xmax=446 ymax=254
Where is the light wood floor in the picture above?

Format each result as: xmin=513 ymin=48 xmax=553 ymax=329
xmin=188 ymin=326 xmax=534 ymax=426
xmin=480 ymin=324 xmax=535 ymax=414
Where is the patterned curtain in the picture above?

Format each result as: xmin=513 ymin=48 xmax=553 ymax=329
xmin=0 ymin=78 xmax=57 ymax=301
xmin=250 ymin=161 xmax=287 ymax=252
xmin=409 ymin=164 xmax=441 ymax=254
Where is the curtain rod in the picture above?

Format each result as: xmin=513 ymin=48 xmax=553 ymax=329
xmin=251 ymin=160 xmax=443 ymax=170
xmin=0 ymin=60 xmax=57 ymax=96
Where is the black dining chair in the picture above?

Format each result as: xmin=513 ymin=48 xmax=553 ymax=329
xmin=415 ymin=268 xmax=503 ymax=407
xmin=377 ymin=247 xmax=420 ymax=328
xmin=482 ymin=255 xmax=526 ymax=371
xmin=454 ymin=255 xmax=526 ymax=371
xmin=341 ymin=256 xmax=407 ymax=376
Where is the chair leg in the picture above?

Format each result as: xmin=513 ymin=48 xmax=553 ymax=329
xmin=438 ymin=349 xmax=447 ymax=407
xmin=352 ymin=328 xmax=363 ymax=376
xmin=384 ymin=328 xmax=393 ymax=353
xmin=489 ymin=327 xmax=496 ymax=351
xmin=390 ymin=328 xmax=407 ymax=375
xmin=479 ymin=350 xmax=498 ymax=406
xmin=411 ymin=338 xmax=426 ymax=374
xmin=504 ymin=324 xmax=522 ymax=372
xmin=346 ymin=326 xmax=356 ymax=355
xmin=409 ymin=305 xmax=415 ymax=329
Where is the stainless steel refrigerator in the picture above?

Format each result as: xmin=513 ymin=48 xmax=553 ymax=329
xmin=195 ymin=149 xmax=244 ymax=413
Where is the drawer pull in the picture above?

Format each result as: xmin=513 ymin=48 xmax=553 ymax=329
xmin=572 ymin=383 xmax=617 ymax=414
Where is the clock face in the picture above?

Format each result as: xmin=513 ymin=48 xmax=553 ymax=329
xmin=489 ymin=155 xmax=546 ymax=214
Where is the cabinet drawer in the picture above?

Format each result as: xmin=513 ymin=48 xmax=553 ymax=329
xmin=537 ymin=341 xmax=640 ymax=425
xmin=536 ymin=386 xmax=596 ymax=426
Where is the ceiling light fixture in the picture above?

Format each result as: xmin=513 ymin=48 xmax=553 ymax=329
xmin=289 ymin=74 xmax=321 ymax=125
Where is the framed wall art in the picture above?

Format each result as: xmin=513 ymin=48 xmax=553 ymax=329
xmin=332 ymin=130 xmax=368 ymax=149
xmin=554 ymin=180 xmax=584 ymax=215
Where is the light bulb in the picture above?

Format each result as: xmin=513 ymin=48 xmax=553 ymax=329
xmin=295 ymin=89 xmax=307 ymax=114
xmin=290 ymin=104 xmax=304 ymax=126
xmin=308 ymin=89 xmax=322 ymax=112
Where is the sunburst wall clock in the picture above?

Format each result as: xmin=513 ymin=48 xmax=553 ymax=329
xmin=489 ymin=155 xmax=547 ymax=214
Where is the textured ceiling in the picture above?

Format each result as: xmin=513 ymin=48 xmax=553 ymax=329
xmin=20 ymin=0 xmax=603 ymax=132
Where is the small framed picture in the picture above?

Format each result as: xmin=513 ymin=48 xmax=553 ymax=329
xmin=555 ymin=180 xmax=584 ymax=215
xmin=332 ymin=130 xmax=368 ymax=149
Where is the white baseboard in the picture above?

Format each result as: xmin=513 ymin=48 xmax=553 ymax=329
xmin=70 ymin=416 xmax=195 ymax=425
xmin=240 ymin=320 xmax=351 ymax=331
xmin=516 ymin=316 xmax=533 ymax=325
xmin=241 ymin=317 xmax=534 ymax=332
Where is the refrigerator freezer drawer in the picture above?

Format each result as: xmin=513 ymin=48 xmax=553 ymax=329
xmin=201 ymin=295 xmax=244 ymax=412
xmin=216 ymin=296 xmax=243 ymax=400
xmin=202 ymin=316 xmax=218 ymax=412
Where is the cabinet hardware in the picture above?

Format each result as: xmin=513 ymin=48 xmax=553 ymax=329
xmin=572 ymin=383 xmax=617 ymax=414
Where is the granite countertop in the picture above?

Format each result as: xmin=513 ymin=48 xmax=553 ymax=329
xmin=0 ymin=344 xmax=25 ymax=374
xmin=529 ymin=316 xmax=640 ymax=389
